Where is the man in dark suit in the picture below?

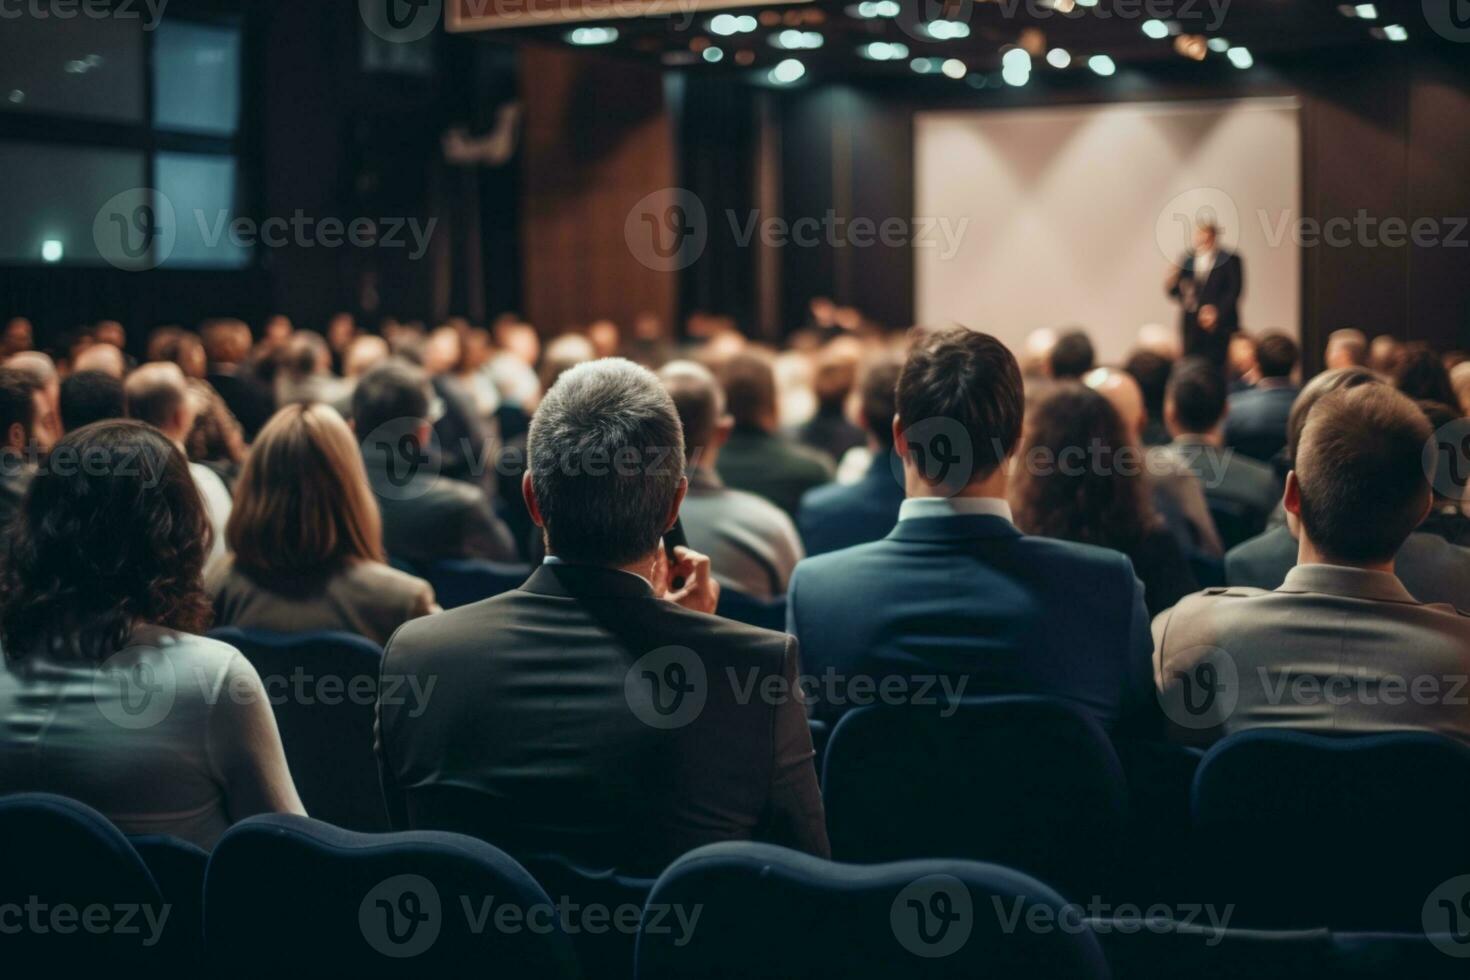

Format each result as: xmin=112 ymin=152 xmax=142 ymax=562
xmin=786 ymin=328 xmax=1153 ymax=730
xmin=353 ymin=360 xmax=518 ymax=567
xmin=1167 ymin=220 xmax=1244 ymax=368
xmin=716 ymin=349 xmax=834 ymax=517
xmin=798 ymin=355 xmax=906 ymax=556
xmin=202 ymin=319 xmax=275 ymax=440
xmin=1225 ymin=332 xmax=1300 ymax=464
xmin=377 ymin=358 xmax=828 ymax=874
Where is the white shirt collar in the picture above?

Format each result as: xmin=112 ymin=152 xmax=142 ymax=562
xmin=898 ymin=496 xmax=1014 ymax=524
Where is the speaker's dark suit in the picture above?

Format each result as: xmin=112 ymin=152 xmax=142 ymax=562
xmin=376 ymin=562 xmax=829 ymax=875
xmin=786 ymin=511 xmax=1154 ymax=730
xmin=1168 ymin=250 xmax=1244 ymax=366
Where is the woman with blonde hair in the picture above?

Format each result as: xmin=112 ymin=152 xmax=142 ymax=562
xmin=207 ymin=402 xmax=436 ymax=644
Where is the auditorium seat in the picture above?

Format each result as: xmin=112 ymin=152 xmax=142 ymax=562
xmin=635 ymin=841 xmax=1109 ymax=979
xmin=208 ymin=627 xmax=389 ymax=832
xmin=204 ymin=814 xmax=580 ymax=978
xmin=1190 ymin=729 xmax=1470 ymax=931
xmin=822 ymin=697 xmax=1128 ymax=901
xmin=130 ymin=833 xmax=209 ymax=966
xmin=420 ymin=557 xmax=532 ymax=608
xmin=1114 ymin=739 xmax=1204 ymax=903
xmin=715 ymin=588 xmax=786 ymax=631
xmin=0 ymin=793 xmax=176 ymax=969
xmin=522 ymin=853 xmax=655 ymax=980
xmin=1206 ymin=498 xmax=1265 ymax=552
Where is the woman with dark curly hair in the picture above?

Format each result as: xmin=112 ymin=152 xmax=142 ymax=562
xmin=1011 ymin=384 xmax=1198 ymax=617
xmin=0 ymin=420 xmax=303 ymax=848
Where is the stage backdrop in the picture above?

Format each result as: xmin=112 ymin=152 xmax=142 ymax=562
xmin=915 ymin=97 xmax=1301 ymax=365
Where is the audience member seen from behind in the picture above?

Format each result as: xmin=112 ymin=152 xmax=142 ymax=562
xmin=1155 ymin=385 xmax=1470 ymax=746
xmin=1124 ymin=349 xmax=1174 ymax=447
xmin=796 ymin=339 xmax=867 ymax=465
xmin=1415 ymin=400 xmax=1470 ymax=548
xmin=0 ymin=367 xmax=58 ymax=531
xmin=1012 ymin=384 xmax=1198 ymax=617
xmin=377 ymin=358 xmax=829 ymax=874
xmin=787 ymin=328 xmax=1153 ymax=730
xmin=659 ymin=360 xmax=804 ymax=601
xmin=208 ymin=403 xmax=437 ymax=645
xmin=1324 ymin=328 xmax=1368 ymax=370
xmin=1394 ymin=344 xmax=1459 ymax=409
xmin=0 ymin=420 xmax=304 ymax=848
xmin=716 ymin=349 xmax=835 ymax=516
xmin=1225 ymin=332 xmax=1300 ymax=465
xmin=59 ymin=370 xmax=125 ymax=433
xmin=1048 ymin=330 xmax=1095 ymax=380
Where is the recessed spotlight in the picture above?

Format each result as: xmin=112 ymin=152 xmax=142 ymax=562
xmin=1075 ymin=0 xmax=1098 ymax=7
xmin=910 ymin=57 xmax=943 ymax=74
xmin=1227 ymin=46 xmax=1253 ymax=68
xmin=1046 ymin=48 xmax=1071 ymax=68
xmin=1142 ymin=19 xmax=1169 ymax=38
xmin=1207 ymin=37 xmax=1230 ymax=52
xmin=923 ymin=19 xmax=971 ymax=40
xmin=859 ymin=41 xmax=909 ymax=61
xmin=566 ymin=26 xmax=618 ymax=45
xmin=941 ymin=58 xmax=967 ymax=79
xmin=709 ymin=13 xmax=758 ymax=36
xmin=770 ymin=29 xmax=823 ymax=50
xmin=769 ymin=58 xmax=806 ymax=84
xmin=703 ymin=46 xmax=724 ymax=63
xmin=1375 ymin=23 xmax=1408 ymax=41
xmin=1002 ymin=63 xmax=1030 ymax=86
xmin=848 ymin=0 xmax=900 ymax=17
xmin=41 ymin=240 xmax=63 ymax=263
xmin=1087 ymin=54 xmax=1116 ymax=76
xmin=1338 ymin=3 xmax=1378 ymax=17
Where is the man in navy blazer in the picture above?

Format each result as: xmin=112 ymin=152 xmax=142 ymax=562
xmin=797 ymin=356 xmax=906 ymax=556
xmin=1224 ymin=332 xmax=1300 ymax=464
xmin=786 ymin=328 xmax=1154 ymax=730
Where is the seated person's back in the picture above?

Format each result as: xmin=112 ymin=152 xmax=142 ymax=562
xmin=0 ymin=421 xmax=303 ymax=849
xmin=377 ymin=359 xmax=828 ymax=875
xmin=1224 ymin=332 xmax=1300 ymax=463
xmin=715 ymin=349 xmax=834 ymax=516
xmin=206 ymin=403 xmax=435 ymax=646
xmin=1156 ymin=384 xmax=1470 ymax=745
xmin=787 ymin=329 xmax=1153 ymax=729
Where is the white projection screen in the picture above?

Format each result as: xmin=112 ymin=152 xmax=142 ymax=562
xmin=915 ymin=98 xmax=1301 ymax=365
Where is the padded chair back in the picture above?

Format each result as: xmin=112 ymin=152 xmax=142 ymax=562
xmin=636 ymin=842 xmax=1109 ymax=979
xmin=823 ymin=697 xmax=1128 ymax=900
xmin=523 ymin=853 xmax=655 ymax=980
xmin=1205 ymin=497 xmax=1264 ymax=551
xmin=130 ymin=834 xmax=209 ymax=966
xmin=1089 ymin=920 xmax=1334 ymax=980
xmin=0 ymin=793 xmax=168 ymax=968
xmin=1191 ymin=730 xmax=1470 ymax=930
xmin=208 ymin=627 xmax=388 ymax=831
xmin=715 ymin=589 xmax=786 ymax=631
xmin=205 ymin=814 xmax=579 ymax=978
xmin=423 ymin=558 xmax=531 ymax=609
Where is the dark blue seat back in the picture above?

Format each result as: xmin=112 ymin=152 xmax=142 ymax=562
xmin=1206 ymin=498 xmax=1264 ymax=551
xmin=208 ymin=628 xmax=388 ymax=831
xmin=522 ymin=853 xmax=655 ymax=980
xmin=423 ymin=558 xmax=532 ymax=609
xmin=1191 ymin=730 xmax=1470 ymax=930
xmin=715 ymin=589 xmax=786 ymax=631
xmin=636 ymin=842 xmax=1109 ymax=979
xmin=0 ymin=793 xmax=169 ymax=968
xmin=130 ymin=833 xmax=209 ymax=966
xmin=205 ymin=814 xmax=580 ymax=978
xmin=822 ymin=697 xmax=1128 ymax=900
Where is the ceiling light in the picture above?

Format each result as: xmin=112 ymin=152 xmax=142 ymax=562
xmin=1338 ymin=3 xmax=1378 ymax=16
xmin=1142 ymin=19 xmax=1169 ymax=38
xmin=1207 ymin=37 xmax=1230 ymax=52
xmin=941 ymin=58 xmax=967 ymax=79
xmin=1227 ymin=46 xmax=1253 ymax=68
xmin=1376 ymin=23 xmax=1408 ymax=41
xmin=1074 ymin=0 xmax=1098 ymax=7
xmin=566 ymin=26 xmax=618 ymax=45
xmin=1002 ymin=63 xmax=1030 ymax=86
xmin=1002 ymin=48 xmax=1032 ymax=71
xmin=41 ymin=240 xmax=63 ymax=263
xmin=771 ymin=29 xmax=823 ymax=49
xmin=859 ymin=41 xmax=909 ymax=60
xmin=1046 ymin=48 xmax=1071 ymax=68
xmin=849 ymin=0 xmax=900 ymax=17
xmin=1087 ymin=54 xmax=1116 ymax=76
xmin=924 ymin=19 xmax=971 ymax=40
xmin=769 ymin=58 xmax=806 ymax=84
xmin=709 ymin=13 xmax=757 ymax=35
xmin=702 ymin=47 xmax=724 ymax=63
xmin=910 ymin=57 xmax=943 ymax=74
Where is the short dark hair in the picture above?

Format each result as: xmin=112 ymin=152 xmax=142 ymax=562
xmin=1285 ymin=366 xmax=1381 ymax=464
xmin=1166 ymin=357 xmax=1227 ymax=433
xmin=859 ymin=355 xmax=903 ymax=448
xmin=721 ymin=350 xmax=777 ymax=431
xmin=896 ymin=328 xmax=1023 ymax=489
xmin=528 ymin=359 xmax=685 ymax=565
xmin=1124 ymin=350 xmax=1171 ymax=425
xmin=658 ymin=361 xmax=723 ymax=458
xmin=1049 ymin=331 xmax=1095 ymax=380
xmin=1295 ymin=385 xmax=1431 ymax=564
xmin=0 ymin=367 xmax=38 ymax=443
xmin=1394 ymin=345 xmax=1459 ymax=408
xmin=60 ymin=370 xmax=126 ymax=432
xmin=351 ymin=359 xmax=431 ymax=441
xmin=1255 ymin=333 xmax=1299 ymax=379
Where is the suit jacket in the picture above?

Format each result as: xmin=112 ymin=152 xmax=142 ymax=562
xmin=1225 ymin=380 xmax=1299 ymax=464
xmin=376 ymin=562 xmax=829 ymax=875
xmin=1226 ymin=525 xmax=1470 ymax=608
xmin=1151 ymin=439 xmax=1279 ymax=550
xmin=717 ymin=426 xmax=835 ymax=517
xmin=1168 ymin=250 xmax=1244 ymax=363
xmin=786 ymin=513 xmax=1154 ymax=730
xmin=207 ymin=367 xmax=275 ymax=440
xmin=1154 ymin=563 xmax=1470 ymax=746
xmin=678 ymin=468 xmax=804 ymax=601
xmin=797 ymin=452 xmax=906 ymax=557
xmin=363 ymin=457 xmax=519 ymax=566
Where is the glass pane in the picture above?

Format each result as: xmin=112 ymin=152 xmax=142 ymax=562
xmin=0 ymin=142 xmax=146 ymax=265
xmin=154 ymin=20 xmax=242 ymax=136
xmin=0 ymin=15 xmax=144 ymax=122
xmin=156 ymin=151 xmax=250 ymax=269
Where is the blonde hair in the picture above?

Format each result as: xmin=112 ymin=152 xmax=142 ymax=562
xmin=227 ymin=403 xmax=384 ymax=581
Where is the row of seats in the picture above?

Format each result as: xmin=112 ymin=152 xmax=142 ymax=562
xmin=1 ymin=794 xmax=1462 ymax=979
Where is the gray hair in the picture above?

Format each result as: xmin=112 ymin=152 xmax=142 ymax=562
xmin=528 ymin=358 xmax=685 ymax=565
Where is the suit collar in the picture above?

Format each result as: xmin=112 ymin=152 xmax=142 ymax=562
xmin=887 ymin=513 xmax=1023 ymax=544
xmin=521 ymin=562 xmax=656 ymax=599
xmin=1278 ymin=563 xmax=1419 ymax=604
